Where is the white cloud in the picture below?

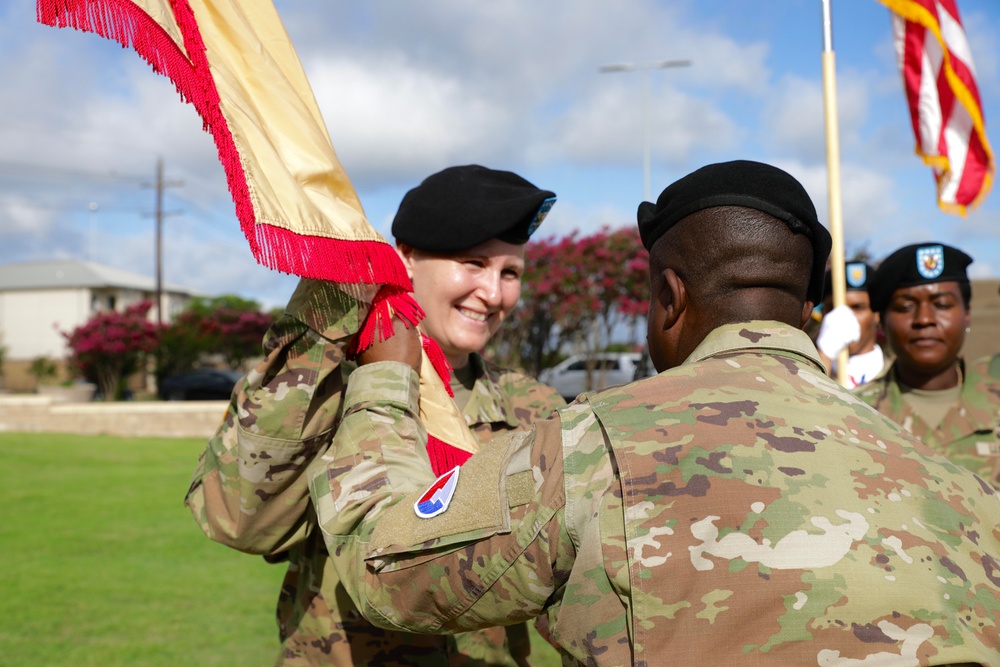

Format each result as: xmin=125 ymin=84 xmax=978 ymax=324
xmin=0 ymin=196 xmax=57 ymax=239
xmin=762 ymin=73 xmax=870 ymax=163
xmin=772 ymin=158 xmax=897 ymax=250
xmin=290 ymin=0 xmax=768 ymax=174
xmin=535 ymin=199 xmax=634 ymax=240
xmin=539 ymin=83 xmax=738 ymax=167
xmin=308 ymin=55 xmax=513 ymax=181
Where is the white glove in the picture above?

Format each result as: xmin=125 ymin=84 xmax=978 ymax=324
xmin=817 ymin=304 xmax=861 ymax=359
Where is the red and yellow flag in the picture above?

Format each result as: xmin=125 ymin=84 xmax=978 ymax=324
xmin=37 ymin=0 xmax=422 ymax=350
xmin=38 ymin=0 xmax=481 ymax=461
xmin=878 ymin=0 xmax=994 ymax=214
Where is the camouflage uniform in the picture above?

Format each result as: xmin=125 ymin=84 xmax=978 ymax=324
xmin=185 ymin=279 xmax=565 ymax=666
xmin=853 ymin=354 xmax=1000 ymax=489
xmin=312 ymin=321 xmax=1000 ymax=666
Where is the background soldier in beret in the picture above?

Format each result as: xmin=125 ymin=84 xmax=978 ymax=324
xmin=311 ymin=160 xmax=1000 ymax=665
xmin=185 ymin=164 xmax=566 ymax=666
xmin=815 ymin=262 xmax=886 ymax=387
xmin=854 ymin=242 xmax=1000 ymax=488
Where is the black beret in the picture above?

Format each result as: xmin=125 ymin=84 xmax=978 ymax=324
xmin=392 ymin=165 xmax=556 ymax=252
xmin=823 ymin=262 xmax=874 ymax=299
xmin=636 ymin=160 xmax=832 ymax=305
xmin=867 ymin=242 xmax=972 ymax=313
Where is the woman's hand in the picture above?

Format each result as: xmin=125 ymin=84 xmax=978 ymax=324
xmin=357 ymin=320 xmax=422 ymax=374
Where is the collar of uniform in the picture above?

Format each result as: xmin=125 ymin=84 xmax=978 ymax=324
xmin=951 ymin=356 xmax=1000 ymax=433
xmin=683 ymin=320 xmax=825 ymax=371
xmin=462 ymin=352 xmax=520 ymax=429
xmin=876 ymin=357 xmax=998 ymax=442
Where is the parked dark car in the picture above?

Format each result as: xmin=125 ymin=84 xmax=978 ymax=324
xmin=158 ymin=368 xmax=242 ymax=401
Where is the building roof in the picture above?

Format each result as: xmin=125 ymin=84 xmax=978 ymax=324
xmin=0 ymin=259 xmax=194 ymax=295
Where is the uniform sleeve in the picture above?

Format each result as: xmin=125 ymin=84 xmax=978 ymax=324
xmin=501 ymin=370 xmax=567 ymax=426
xmin=311 ymin=362 xmax=573 ymax=634
xmin=184 ymin=279 xmax=369 ymax=555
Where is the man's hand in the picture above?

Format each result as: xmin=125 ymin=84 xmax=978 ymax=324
xmin=357 ymin=320 xmax=422 ymax=373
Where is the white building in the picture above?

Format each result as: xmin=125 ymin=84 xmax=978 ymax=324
xmin=0 ymin=259 xmax=196 ymax=368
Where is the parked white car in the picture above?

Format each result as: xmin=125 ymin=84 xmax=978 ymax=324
xmin=539 ymin=352 xmax=647 ymax=400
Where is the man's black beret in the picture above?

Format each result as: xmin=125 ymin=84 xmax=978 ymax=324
xmin=867 ymin=242 xmax=972 ymax=313
xmin=823 ymin=262 xmax=874 ymax=300
xmin=636 ymin=159 xmax=832 ymax=305
xmin=392 ymin=165 xmax=556 ymax=252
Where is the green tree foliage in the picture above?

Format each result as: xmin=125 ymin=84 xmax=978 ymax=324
xmin=28 ymin=356 xmax=58 ymax=384
xmin=157 ymin=296 xmax=275 ymax=379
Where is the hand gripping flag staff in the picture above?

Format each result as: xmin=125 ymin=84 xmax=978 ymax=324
xmin=37 ymin=0 xmax=481 ymax=469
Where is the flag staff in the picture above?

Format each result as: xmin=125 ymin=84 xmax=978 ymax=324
xmin=820 ymin=0 xmax=849 ymax=387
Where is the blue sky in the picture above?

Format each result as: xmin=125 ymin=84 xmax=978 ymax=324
xmin=1 ymin=0 xmax=998 ymax=309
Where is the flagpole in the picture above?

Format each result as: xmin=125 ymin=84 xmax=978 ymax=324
xmin=821 ymin=0 xmax=849 ymax=387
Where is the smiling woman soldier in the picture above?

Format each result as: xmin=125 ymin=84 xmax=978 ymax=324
xmin=185 ymin=164 xmax=565 ymax=666
xmin=853 ymin=242 xmax=1000 ymax=488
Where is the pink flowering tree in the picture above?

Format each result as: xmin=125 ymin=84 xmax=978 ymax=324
xmin=486 ymin=225 xmax=649 ymax=378
xmin=189 ymin=305 xmax=274 ymax=370
xmin=579 ymin=226 xmax=649 ymax=357
xmin=63 ymin=300 xmax=160 ymax=401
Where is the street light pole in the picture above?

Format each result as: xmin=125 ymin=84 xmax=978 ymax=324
xmin=599 ymin=59 xmax=692 ymax=200
xmin=87 ymin=201 xmax=99 ymax=262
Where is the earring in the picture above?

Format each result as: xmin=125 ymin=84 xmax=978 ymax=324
xmin=966 ymin=327 xmax=972 ymax=333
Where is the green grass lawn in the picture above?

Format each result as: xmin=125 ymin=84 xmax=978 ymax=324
xmin=0 ymin=433 xmax=285 ymax=667
xmin=0 ymin=432 xmax=562 ymax=667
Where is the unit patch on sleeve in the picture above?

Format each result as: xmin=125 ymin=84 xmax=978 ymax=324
xmin=414 ymin=466 xmax=461 ymax=519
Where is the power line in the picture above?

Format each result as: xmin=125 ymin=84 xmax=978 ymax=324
xmin=0 ymin=196 xmax=139 ymax=214
xmin=0 ymin=159 xmax=146 ymax=183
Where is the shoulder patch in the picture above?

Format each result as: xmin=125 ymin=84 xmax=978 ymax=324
xmin=414 ymin=466 xmax=460 ymax=519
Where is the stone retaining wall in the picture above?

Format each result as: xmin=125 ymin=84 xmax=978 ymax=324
xmin=0 ymin=395 xmax=226 ymax=439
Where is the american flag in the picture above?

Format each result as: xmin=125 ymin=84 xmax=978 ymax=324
xmin=879 ymin=0 xmax=994 ymax=214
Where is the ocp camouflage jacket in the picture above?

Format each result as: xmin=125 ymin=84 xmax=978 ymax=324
xmin=853 ymin=354 xmax=1000 ymax=488
xmin=185 ymin=278 xmax=565 ymax=666
xmin=313 ymin=321 xmax=1000 ymax=667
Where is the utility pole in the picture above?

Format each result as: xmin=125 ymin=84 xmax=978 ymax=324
xmin=143 ymin=157 xmax=183 ymax=327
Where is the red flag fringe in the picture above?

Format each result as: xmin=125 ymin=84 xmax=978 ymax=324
xmin=347 ymin=285 xmax=424 ymax=358
xmin=426 ymin=435 xmax=473 ymax=477
xmin=36 ymin=0 xmax=411 ymax=289
xmin=421 ymin=334 xmax=455 ymax=397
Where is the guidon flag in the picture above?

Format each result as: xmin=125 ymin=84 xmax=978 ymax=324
xmin=37 ymin=0 xmax=481 ymax=468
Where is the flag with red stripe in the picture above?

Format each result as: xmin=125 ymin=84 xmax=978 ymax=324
xmin=879 ymin=0 xmax=994 ymax=214
xmin=36 ymin=0 xmax=423 ymax=353
xmin=38 ymin=0 xmax=484 ymax=478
